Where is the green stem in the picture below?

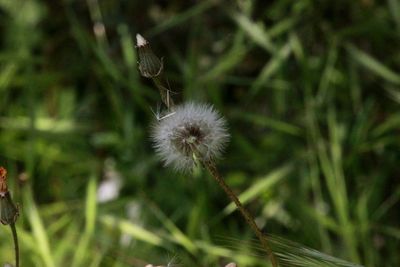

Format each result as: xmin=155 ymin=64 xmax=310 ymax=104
xmin=10 ymin=223 xmax=19 ymax=267
xmin=152 ymin=76 xmax=175 ymax=110
xmin=203 ymin=161 xmax=278 ymax=267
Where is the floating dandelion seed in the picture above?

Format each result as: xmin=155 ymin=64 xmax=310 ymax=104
xmin=152 ymin=102 xmax=229 ymax=172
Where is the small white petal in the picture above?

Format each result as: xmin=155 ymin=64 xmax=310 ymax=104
xmin=136 ymin=33 xmax=148 ymax=47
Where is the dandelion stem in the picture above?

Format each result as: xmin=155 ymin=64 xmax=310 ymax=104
xmin=203 ymin=160 xmax=278 ymax=267
xmin=10 ymin=223 xmax=19 ymax=267
xmin=152 ymin=76 xmax=175 ymax=110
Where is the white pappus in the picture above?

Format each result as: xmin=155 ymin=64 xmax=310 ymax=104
xmin=151 ymin=102 xmax=230 ymax=172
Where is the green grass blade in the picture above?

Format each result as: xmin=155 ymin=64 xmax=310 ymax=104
xmin=201 ymin=31 xmax=248 ymax=82
xmin=346 ymin=44 xmax=400 ymax=84
xmin=148 ymin=201 xmax=198 ymax=254
xmin=223 ymin=164 xmax=293 ymax=215
xmin=250 ymin=42 xmax=292 ymax=95
xmin=231 ymin=110 xmax=302 ymax=136
xmin=268 ymin=235 xmax=363 ymax=267
xmin=230 ymin=12 xmax=276 ymax=53
xmin=388 ymin=0 xmax=400 ymax=32
xmin=24 ymin=188 xmax=56 ymax=267
xmin=71 ymin=175 xmax=97 ymax=267
xmin=99 ymin=214 xmax=164 ymax=246
xmin=147 ymin=0 xmax=216 ymax=36
xmin=217 ymin=235 xmax=364 ymax=267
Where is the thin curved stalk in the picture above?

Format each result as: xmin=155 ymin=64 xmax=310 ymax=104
xmin=10 ymin=223 xmax=19 ymax=267
xmin=203 ymin=160 xmax=278 ymax=267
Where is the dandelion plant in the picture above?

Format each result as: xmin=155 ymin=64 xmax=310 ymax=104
xmin=137 ymin=33 xmax=278 ymax=267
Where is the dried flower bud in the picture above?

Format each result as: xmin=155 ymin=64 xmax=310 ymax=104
xmin=152 ymin=102 xmax=229 ymax=172
xmin=136 ymin=33 xmax=163 ymax=78
xmin=0 ymin=167 xmax=7 ymax=193
xmin=0 ymin=167 xmax=19 ymax=225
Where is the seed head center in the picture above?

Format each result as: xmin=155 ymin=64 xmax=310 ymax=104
xmin=172 ymin=124 xmax=205 ymax=156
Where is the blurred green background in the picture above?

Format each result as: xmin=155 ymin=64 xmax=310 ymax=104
xmin=0 ymin=0 xmax=399 ymax=266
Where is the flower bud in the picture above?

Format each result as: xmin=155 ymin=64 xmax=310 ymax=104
xmin=136 ymin=34 xmax=163 ymax=78
xmin=0 ymin=167 xmax=19 ymax=225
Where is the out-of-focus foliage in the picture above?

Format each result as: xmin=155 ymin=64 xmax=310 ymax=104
xmin=0 ymin=0 xmax=399 ymax=266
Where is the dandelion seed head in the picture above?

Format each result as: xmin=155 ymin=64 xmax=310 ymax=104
xmin=152 ymin=102 xmax=229 ymax=172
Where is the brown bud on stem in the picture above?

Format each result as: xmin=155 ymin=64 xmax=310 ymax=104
xmin=0 ymin=167 xmax=20 ymax=267
xmin=136 ymin=34 xmax=164 ymax=78
xmin=0 ymin=167 xmax=19 ymax=225
xmin=136 ymin=33 xmax=174 ymax=109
